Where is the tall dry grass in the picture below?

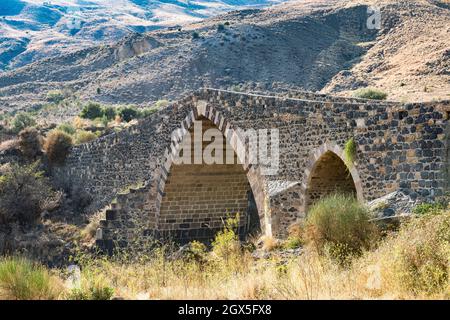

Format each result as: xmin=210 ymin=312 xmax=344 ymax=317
xmin=0 ymin=206 xmax=448 ymax=300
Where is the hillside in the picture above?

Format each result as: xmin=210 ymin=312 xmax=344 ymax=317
xmin=0 ymin=0 xmax=285 ymax=71
xmin=0 ymin=0 xmax=449 ymax=115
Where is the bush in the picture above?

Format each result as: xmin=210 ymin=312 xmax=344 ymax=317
xmin=154 ymin=99 xmax=169 ymax=109
xmin=192 ymin=31 xmax=200 ymax=39
xmin=344 ymin=138 xmax=357 ymax=169
xmin=413 ymin=202 xmax=446 ymax=216
xmin=57 ymin=123 xmax=76 ymax=135
xmin=217 ymin=24 xmax=225 ymax=32
xmin=357 ymin=210 xmax=450 ymax=297
xmin=44 ymin=130 xmax=73 ymax=165
xmin=46 ymin=90 xmax=65 ymax=104
xmin=80 ymin=102 xmax=103 ymax=120
xmin=18 ymin=127 xmax=42 ymax=159
xmin=118 ymin=106 xmax=139 ymax=122
xmin=66 ymin=269 xmax=114 ymax=300
xmin=102 ymin=106 xmax=116 ymax=120
xmin=140 ymin=108 xmax=158 ymax=118
xmin=0 ymin=162 xmax=53 ymax=225
xmin=74 ymin=130 xmax=97 ymax=145
xmin=353 ymin=88 xmax=388 ymax=100
xmin=305 ymin=194 xmax=379 ymax=265
xmin=11 ymin=113 xmax=36 ymax=134
xmin=212 ymin=214 xmax=241 ymax=261
xmin=0 ymin=257 xmax=62 ymax=300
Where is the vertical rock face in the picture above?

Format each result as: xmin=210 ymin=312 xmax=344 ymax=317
xmin=51 ymin=89 xmax=450 ymax=250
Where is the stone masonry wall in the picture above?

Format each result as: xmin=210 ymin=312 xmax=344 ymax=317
xmin=52 ymin=89 xmax=450 ymax=246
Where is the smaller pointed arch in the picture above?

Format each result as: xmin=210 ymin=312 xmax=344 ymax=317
xmin=301 ymin=142 xmax=364 ymax=214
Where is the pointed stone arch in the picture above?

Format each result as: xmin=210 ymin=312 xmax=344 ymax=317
xmin=301 ymin=142 xmax=364 ymax=214
xmin=152 ymin=100 xmax=271 ymax=242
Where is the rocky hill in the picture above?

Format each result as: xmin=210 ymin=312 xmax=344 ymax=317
xmin=0 ymin=0 xmax=285 ymax=71
xmin=0 ymin=0 xmax=448 ymax=114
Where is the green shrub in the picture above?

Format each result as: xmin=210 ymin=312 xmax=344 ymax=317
xmin=44 ymin=130 xmax=73 ymax=165
xmin=18 ymin=127 xmax=42 ymax=159
xmin=212 ymin=214 xmax=241 ymax=261
xmin=154 ymin=99 xmax=169 ymax=109
xmin=184 ymin=241 xmax=208 ymax=263
xmin=283 ymin=237 xmax=303 ymax=250
xmin=102 ymin=106 xmax=116 ymax=120
xmin=217 ymin=24 xmax=225 ymax=32
xmin=80 ymin=102 xmax=103 ymax=120
xmin=140 ymin=108 xmax=158 ymax=118
xmin=46 ymin=90 xmax=65 ymax=104
xmin=305 ymin=194 xmax=379 ymax=265
xmin=192 ymin=31 xmax=200 ymax=39
xmin=74 ymin=130 xmax=97 ymax=145
xmin=0 ymin=162 xmax=53 ymax=225
xmin=0 ymin=257 xmax=62 ymax=300
xmin=359 ymin=210 xmax=450 ymax=297
xmin=118 ymin=106 xmax=139 ymax=122
xmin=11 ymin=113 xmax=36 ymax=134
xmin=413 ymin=202 xmax=446 ymax=216
xmin=66 ymin=269 xmax=114 ymax=300
xmin=344 ymin=138 xmax=357 ymax=169
xmin=57 ymin=123 xmax=76 ymax=135
xmin=353 ymin=88 xmax=388 ymax=100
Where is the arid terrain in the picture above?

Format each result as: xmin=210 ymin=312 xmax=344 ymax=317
xmin=0 ymin=0 xmax=449 ymax=301
xmin=0 ymin=0 xmax=448 ymax=119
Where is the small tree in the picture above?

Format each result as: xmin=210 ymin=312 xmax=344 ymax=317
xmin=118 ymin=106 xmax=139 ymax=122
xmin=80 ymin=102 xmax=103 ymax=120
xmin=11 ymin=113 xmax=36 ymax=134
xmin=102 ymin=106 xmax=116 ymax=120
xmin=18 ymin=127 xmax=43 ymax=159
xmin=46 ymin=90 xmax=65 ymax=104
xmin=0 ymin=162 xmax=53 ymax=225
xmin=44 ymin=130 xmax=73 ymax=165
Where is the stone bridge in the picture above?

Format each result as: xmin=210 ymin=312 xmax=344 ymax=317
xmin=53 ymin=89 xmax=450 ymax=251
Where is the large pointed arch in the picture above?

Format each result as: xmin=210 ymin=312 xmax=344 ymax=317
xmin=152 ymin=101 xmax=271 ymax=242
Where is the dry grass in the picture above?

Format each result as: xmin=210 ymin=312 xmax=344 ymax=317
xmin=0 ymin=210 xmax=448 ymax=300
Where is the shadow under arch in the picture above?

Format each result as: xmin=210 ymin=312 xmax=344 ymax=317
xmin=301 ymin=142 xmax=364 ymax=214
xmin=152 ymin=101 xmax=271 ymax=243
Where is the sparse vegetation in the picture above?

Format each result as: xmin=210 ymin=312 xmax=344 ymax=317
xmin=57 ymin=123 xmax=77 ymax=135
xmin=344 ymin=137 xmax=357 ymax=169
xmin=192 ymin=31 xmax=200 ymax=39
xmin=74 ymin=130 xmax=97 ymax=145
xmin=46 ymin=90 xmax=66 ymax=104
xmin=44 ymin=130 xmax=73 ymax=165
xmin=18 ymin=127 xmax=42 ymax=159
xmin=118 ymin=106 xmax=140 ymax=122
xmin=0 ymin=162 xmax=53 ymax=225
xmin=0 ymin=205 xmax=449 ymax=300
xmin=0 ymin=257 xmax=62 ymax=300
xmin=353 ymin=88 xmax=388 ymax=100
xmin=304 ymin=194 xmax=379 ymax=265
xmin=11 ymin=113 xmax=36 ymax=134
xmin=80 ymin=102 xmax=103 ymax=120
xmin=413 ymin=202 xmax=446 ymax=216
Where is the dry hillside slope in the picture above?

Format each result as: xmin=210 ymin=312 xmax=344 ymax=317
xmin=0 ymin=0 xmax=448 ymax=114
